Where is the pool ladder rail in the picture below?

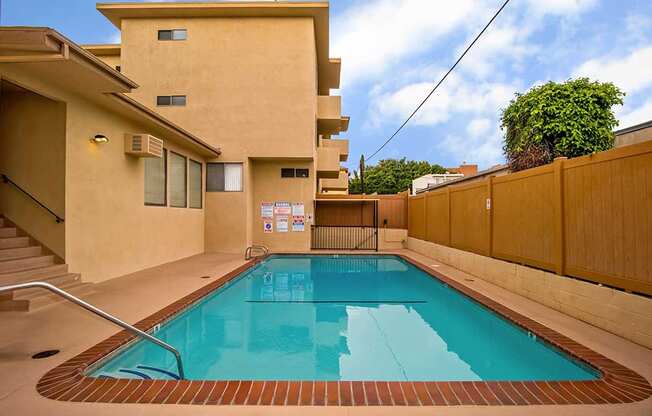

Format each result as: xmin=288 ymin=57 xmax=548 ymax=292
xmin=245 ymin=245 xmax=269 ymax=260
xmin=0 ymin=281 xmax=186 ymax=380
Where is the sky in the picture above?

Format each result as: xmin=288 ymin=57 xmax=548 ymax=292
xmin=2 ymin=0 xmax=652 ymax=170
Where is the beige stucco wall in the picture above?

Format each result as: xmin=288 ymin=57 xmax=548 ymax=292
xmin=378 ymin=228 xmax=407 ymax=250
xmin=407 ymin=237 xmax=652 ymax=349
xmin=250 ymin=159 xmax=315 ymax=252
xmin=96 ymin=55 xmax=120 ymax=71
xmin=119 ymin=17 xmax=319 ymax=254
xmin=0 ymin=67 xmax=206 ymax=283
xmin=0 ymin=86 xmax=66 ymax=257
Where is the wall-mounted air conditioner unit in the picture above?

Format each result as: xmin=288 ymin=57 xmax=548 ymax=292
xmin=124 ymin=134 xmax=164 ymax=158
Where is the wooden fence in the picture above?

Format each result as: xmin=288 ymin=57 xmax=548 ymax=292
xmin=316 ymin=192 xmax=408 ymax=229
xmin=408 ymin=140 xmax=652 ymax=296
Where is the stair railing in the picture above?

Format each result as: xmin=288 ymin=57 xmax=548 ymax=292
xmin=0 ymin=281 xmax=185 ymax=380
xmin=1 ymin=174 xmax=64 ymax=223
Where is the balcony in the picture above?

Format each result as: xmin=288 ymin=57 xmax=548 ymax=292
xmin=317 ymin=96 xmax=349 ymax=135
xmin=316 ymin=146 xmax=340 ymax=178
xmin=320 ymin=169 xmax=349 ymax=192
xmin=319 ymin=137 xmax=349 ymax=162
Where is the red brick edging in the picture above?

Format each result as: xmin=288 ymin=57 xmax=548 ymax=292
xmin=36 ymin=254 xmax=652 ymax=406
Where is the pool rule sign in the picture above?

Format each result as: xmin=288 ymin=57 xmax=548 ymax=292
xmin=261 ymin=202 xmax=305 ymax=233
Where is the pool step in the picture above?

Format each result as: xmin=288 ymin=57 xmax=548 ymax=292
xmin=98 ymin=365 xmax=180 ymax=381
xmin=0 ymin=215 xmax=88 ymax=312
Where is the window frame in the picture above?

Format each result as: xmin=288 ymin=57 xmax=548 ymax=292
xmin=206 ymin=162 xmax=244 ymax=193
xmin=158 ymin=29 xmax=187 ymax=41
xmin=281 ymin=168 xmax=295 ymax=178
xmin=169 ymin=151 xmax=188 ymax=208
xmin=189 ymin=159 xmax=203 ymax=209
xmin=156 ymin=95 xmax=187 ymax=107
xmin=144 ymin=148 xmax=167 ymax=207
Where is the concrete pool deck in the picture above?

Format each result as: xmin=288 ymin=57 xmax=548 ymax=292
xmin=1 ymin=250 xmax=651 ymax=415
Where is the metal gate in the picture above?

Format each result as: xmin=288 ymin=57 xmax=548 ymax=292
xmin=311 ymin=199 xmax=378 ymax=251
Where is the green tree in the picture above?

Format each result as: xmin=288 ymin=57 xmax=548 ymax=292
xmin=349 ymin=158 xmax=446 ymax=194
xmin=501 ymin=78 xmax=624 ymax=171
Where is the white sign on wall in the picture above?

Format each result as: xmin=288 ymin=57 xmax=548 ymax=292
xmin=263 ymin=220 xmax=273 ymax=233
xmin=291 ymin=202 xmax=305 ymax=217
xmin=276 ymin=216 xmax=289 ymax=232
xmin=261 ymin=202 xmax=274 ymax=219
xmin=274 ymin=202 xmax=291 ymax=216
xmin=292 ymin=216 xmax=305 ymax=232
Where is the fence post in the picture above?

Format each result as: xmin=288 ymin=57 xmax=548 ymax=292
xmin=553 ymin=157 xmax=567 ymax=275
xmin=486 ymin=176 xmax=493 ymax=257
xmin=446 ymin=187 xmax=452 ymax=247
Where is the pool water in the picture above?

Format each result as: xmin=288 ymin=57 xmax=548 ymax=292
xmin=91 ymin=255 xmax=598 ymax=381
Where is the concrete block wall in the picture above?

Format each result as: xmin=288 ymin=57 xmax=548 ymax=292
xmin=408 ymin=237 xmax=652 ymax=349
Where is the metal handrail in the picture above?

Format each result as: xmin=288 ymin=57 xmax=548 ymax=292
xmin=0 ymin=281 xmax=185 ymax=379
xmin=1 ymin=174 xmax=64 ymax=223
xmin=245 ymin=245 xmax=269 ymax=260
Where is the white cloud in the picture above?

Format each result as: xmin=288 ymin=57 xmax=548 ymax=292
xmin=525 ymin=0 xmax=597 ymax=16
xmin=436 ymin=129 xmax=504 ymax=167
xmin=332 ymin=0 xmax=491 ymax=87
xmin=573 ymin=46 xmax=652 ymax=94
xmin=617 ymin=100 xmax=652 ymax=129
xmin=467 ymin=118 xmax=492 ymax=137
xmin=368 ymin=74 xmax=517 ymax=128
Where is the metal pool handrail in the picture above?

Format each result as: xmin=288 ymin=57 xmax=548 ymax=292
xmin=0 ymin=281 xmax=185 ymax=380
xmin=245 ymin=245 xmax=269 ymax=260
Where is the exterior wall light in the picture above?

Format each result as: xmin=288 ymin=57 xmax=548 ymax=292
xmin=91 ymin=134 xmax=109 ymax=144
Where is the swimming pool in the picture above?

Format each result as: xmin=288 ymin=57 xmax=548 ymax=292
xmin=89 ymin=255 xmax=596 ymax=382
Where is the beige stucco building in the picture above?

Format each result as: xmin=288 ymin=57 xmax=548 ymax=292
xmin=0 ymin=2 xmax=350 ymax=301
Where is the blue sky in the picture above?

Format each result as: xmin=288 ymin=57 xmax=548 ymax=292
xmin=3 ymin=1 xmax=652 ymax=170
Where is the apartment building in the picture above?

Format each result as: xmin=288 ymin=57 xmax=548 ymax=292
xmin=0 ymin=2 xmax=348 ymax=297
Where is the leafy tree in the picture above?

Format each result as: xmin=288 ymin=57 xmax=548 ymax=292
xmin=349 ymin=158 xmax=446 ymax=194
xmin=501 ymin=78 xmax=624 ymax=171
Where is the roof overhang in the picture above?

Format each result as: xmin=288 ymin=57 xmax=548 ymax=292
xmin=96 ymin=1 xmax=338 ymax=94
xmin=0 ymin=27 xmax=136 ymax=93
xmin=82 ymin=43 xmax=121 ymax=57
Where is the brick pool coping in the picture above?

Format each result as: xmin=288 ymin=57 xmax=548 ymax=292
xmin=36 ymin=253 xmax=652 ymax=406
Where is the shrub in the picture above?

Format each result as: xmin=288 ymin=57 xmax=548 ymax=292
xmin=501 ymin=78 xmax=624 ymax=171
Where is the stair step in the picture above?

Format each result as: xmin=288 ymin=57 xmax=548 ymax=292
xmin=0 ymin=263 xmax=67 ymax=283
xmin=0 ymin=255 xmax=55 ymax=273
xmin=0 ymin=227 xmax=18 ymax=238
xmin=24 ymin=282 xmax=96 ymax=311
xmin=6 ymin=274 xmax=81 ymax=298
xmin=0 ymin=237 xmax=30 ymax=249
xmin=0 ymin=245 xmax=42 ymax=261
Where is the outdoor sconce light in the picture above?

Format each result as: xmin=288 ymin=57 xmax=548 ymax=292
xmin=90 ymin=134 xmax=109 ymax=144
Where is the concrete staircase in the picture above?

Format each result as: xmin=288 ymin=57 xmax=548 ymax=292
xmin=0 ymin=215 xmax=94 ymax=311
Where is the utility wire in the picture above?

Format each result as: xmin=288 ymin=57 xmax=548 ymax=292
xmin=365 ymin=0 xmax=513 ymax=162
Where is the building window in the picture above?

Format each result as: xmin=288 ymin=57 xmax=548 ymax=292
xmin=169 ymin=151 xmax=187 ymax=207
xmin=157 ymin=95 xmax=186 ymax=106
xmin=145 ymin=149 xmax=167 ymax=206
xmin=158 ymin=29 xmax=187 ymax=41
xmin=281 ymin=168 xmax=295 ymax=178
xmin=189 ymin=159 xmax=202 ymax=209
xmin=281 ymin=168 xmax=309 ymax=178
xmin=206 ymin=163 xmax=243 ymax=192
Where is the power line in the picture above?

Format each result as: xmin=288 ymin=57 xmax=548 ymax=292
xmin=365 ymin=0 xmax=513 ymax=163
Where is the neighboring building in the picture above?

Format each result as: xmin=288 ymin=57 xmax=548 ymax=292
xmin=415 ymin=164 xmax=509 ymax=194
xmin=411 ymin=163 xmax=478 ymax=195
xmin=0 ymin=1 xmax=349 ymax=298
xmin=614 ymin=120 xmax=652 ymax=147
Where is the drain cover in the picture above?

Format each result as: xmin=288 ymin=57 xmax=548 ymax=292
xmin=32 ymin=349 xmax=60 ymax=359
xmin=200 ymin=275 xmax=212 ymax=279
xmin=465 ymin=278 xmax=475 ymax=282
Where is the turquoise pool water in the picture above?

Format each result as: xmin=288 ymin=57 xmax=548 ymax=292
xmin=90 ymin=255 xmax=598 ymax=381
